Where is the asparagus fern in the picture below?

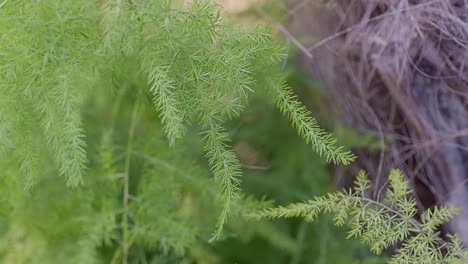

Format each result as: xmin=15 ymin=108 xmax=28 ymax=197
xmin=252 ymin=169 xmax=468 ymax=263
xmin=1 ymin=0 xmax=354 ymax=241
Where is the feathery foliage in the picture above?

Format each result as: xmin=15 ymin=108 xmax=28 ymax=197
xmin=252 ymin=169 xmax=468 ymax=263
xmin=272 ymin=81 xmax=354 ymax=165
xmin=1 ymin=0 xmax=463 ymax=262
xmin=1 ymin=0 xmax=354 ymax=242
xmin=1 ymin=0 xmax=100 ymax=187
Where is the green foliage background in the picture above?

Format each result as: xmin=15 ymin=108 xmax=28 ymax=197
xmin=0 ymin=1 xmax=372 ymax=263
xmin=2 ymin=0 xmax=463 ymax=263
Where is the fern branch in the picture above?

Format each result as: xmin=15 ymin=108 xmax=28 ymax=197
xmin=202 ymin=123 xmax=242 ymax=241
xmin=34 ymin=83 xmax=87 ymax=187
xmin=272 ymin=81 xmax=355 ymax=165
xmin=146 ymin=65 xmax=185 ymax=146
xmin=251 ymin=169 xmax=467 ymax=263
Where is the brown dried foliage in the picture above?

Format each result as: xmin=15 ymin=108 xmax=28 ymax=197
xmin=288 ymin=0 xmax=468 ymax=243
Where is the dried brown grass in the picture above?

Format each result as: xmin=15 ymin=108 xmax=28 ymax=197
xmin=288 ymin=0 xmax=468 ymax=242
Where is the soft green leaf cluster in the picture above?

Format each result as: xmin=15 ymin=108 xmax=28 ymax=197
xmin=252 ymin=169 xmax=468 ymax=263
xmin=0 ymin=91 xmax=280 ymax=263
xmin=0 ymin=0 xmax=354 ymax=240
xmin=0 ymin=0 xmax=102 ymax=188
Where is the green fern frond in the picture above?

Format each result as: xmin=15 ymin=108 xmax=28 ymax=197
xmin=0 ymin=0 xmax=100 ymax=186
xmin=272 ymin=81 xmax=355 ymax=165
xmin=34 ymin=87 xmax=87 ymax=187
xmin=355 ymin=170 xmax=371 ymax=193
xmin=1 ymin=0 xmax=355 ymax=241
xmin=202 ymin=124 xmax=242 ymax=240
xmin=446 ymin=234 xmax=468 ymax=263
xmin=386 ymin=169 xmax=412 ymax=199
xmin=146 ymin=65 xmax=186 ymax=145
xmin=252 ymin=169 xmax=468 ymax=263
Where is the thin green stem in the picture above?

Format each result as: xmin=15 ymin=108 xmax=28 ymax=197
xmin=360 ymin=197 xmax=419 ymax=228
xmin=122 ymin=98 xmax=140 ymax=264
xmin=290 ymin=220 xmax=308 ymax=264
